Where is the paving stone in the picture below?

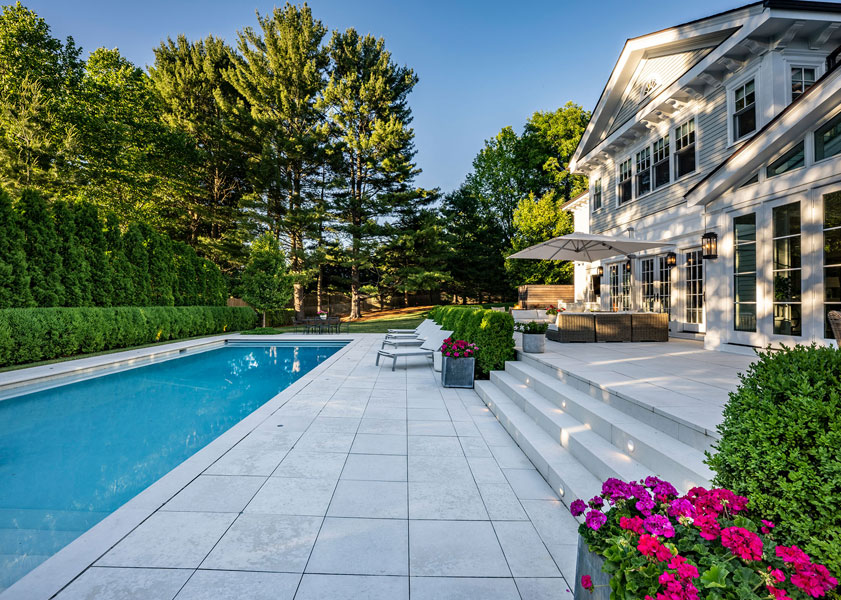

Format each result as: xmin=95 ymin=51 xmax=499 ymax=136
xmin=409 ymin=520 xmax=510 ymax=577
xmin=328 ymin=480 xmax=408 ymax=519
xmin=295 ymin=574 xmax=409 ymax=600
xmin=306 ymin=517 xmax=409 ymax=576
xmin=272 ymin=450 xmax=347 ymax=480
xmin=340 ymin=453 xmax=407 ymax=481
xmin=408 ymin=480 xmax=487 ymax=520
xmin=493 ymin=521 xmax=561 ymax=577
xmin=410 ymin=576 xmax=520 ymax=599
xmin=350 ymin=433 xmax=407 ymax=455
xmin=163 ymin=475 xmax=265 ymax=513
xmin=55 ymin=567 xmax=192 ymax=600
xmin=175 ymin=570 xmax=299 ymax=600
xmin=244 ymin=477 xmax=336 ymax=516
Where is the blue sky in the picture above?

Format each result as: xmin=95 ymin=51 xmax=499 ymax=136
xmin=29 ymin=0 xmax=742 ymax=193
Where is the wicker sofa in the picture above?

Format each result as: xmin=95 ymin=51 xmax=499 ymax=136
xmin=545 ymin=311 xmax=669 ymax=343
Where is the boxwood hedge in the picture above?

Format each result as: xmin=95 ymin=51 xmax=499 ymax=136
xmin=431 ymin=305 xmax=514 ymax=374
xmin=707 ymin=344 xmax=841 ymax=581
xmin=0 ymin=306 xmax=257 ymax=367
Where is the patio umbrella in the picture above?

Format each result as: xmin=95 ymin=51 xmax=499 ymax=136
xmin=507 ymin=232 xmax=673 ymax=262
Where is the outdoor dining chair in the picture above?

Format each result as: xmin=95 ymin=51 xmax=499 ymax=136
xmin=829 ymin=311 xmax=841 ymax=345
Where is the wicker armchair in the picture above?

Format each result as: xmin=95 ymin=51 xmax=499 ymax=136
xmin=595 ymin=313 xmax=632 ymax=342
xmin=546 ymin=313 xmax=596 ymax=343
xmin=829 ymin=311 xmax=841 ymax=344
xmin=631 ymin=313 xmax=669 ymax=342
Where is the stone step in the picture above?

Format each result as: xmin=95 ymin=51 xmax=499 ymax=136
xmin=474 ymin=380 xmax=602 ymax=507
xmin=490 ymin=371 xmax=652 ymax=485
xmin=516 ymin=351 xmax=718 ymax=454
xmin=499 ymin=363 xmax=712 ymax=491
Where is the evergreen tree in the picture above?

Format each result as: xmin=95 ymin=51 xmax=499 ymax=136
xmin=172 ymin=241 xmax=200 ymax=305
xmin=0 ymin=187 xmax=32 ymax=307
xmin=137 ymin=224 xmax=175 ymax=306
xmin=15 ymin=188 xmax=64 ymax=306
xmin=122 ymin=223 xmax=150 ymax=305
xmin=240 ymin=232 xmax=292 ymax=327
xmin=103 ymin=212 xmax=134 ymax=306
xmin=74 ymin=201 xmax=113 ymax=306
xmin=227 ymin=4 xmax=329 ymax=317
xmin=150 ymin=34 xmax=250 ymax=273
xmin=52 ymin=199 xmax=92 ymax=306
xmin=321 ymin=28 xmax=419 ymax=319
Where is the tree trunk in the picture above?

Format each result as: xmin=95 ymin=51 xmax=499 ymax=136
xmin=262 ymin=311 xmax=267 ymax=328
xmin=316 ymin=265 xmax=323 ymax=313
xmin=350 ymin=262 xmax=360 ymax=320
xmin=404 ymin=289 xmax=409 ymax=307
xmin=293 ymin=280 xmax=305 ymax=319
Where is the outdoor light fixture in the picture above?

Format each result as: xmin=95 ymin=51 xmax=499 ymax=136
xmin=666 ymin=252 xmax=677 ymax=268
xmin=625 ymin=259 xmax=632 ymax=270
xmin=596 ymin=266 xmax=604 ymax=277
xmin=702 ymin=231 xmax=718 ymax=259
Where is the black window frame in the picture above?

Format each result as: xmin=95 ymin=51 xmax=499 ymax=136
xmin=815 ymin=112 xmax=841 ymax=162
xmin=635 ymin=147 xmax=651 ymax=197
xmin=592 ymin=178 xmax=602 ymax=211
xmin=791 ymin=66 xmax=816 ymax=102
xmin=766 ymin=141 xmax=805 ymax=179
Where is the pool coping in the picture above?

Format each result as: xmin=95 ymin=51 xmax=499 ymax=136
xmin=0 ymin=334 xmax=363 ymax=600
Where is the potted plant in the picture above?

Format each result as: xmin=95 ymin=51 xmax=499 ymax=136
xmin=516 ymin=321 xmax=548 ymax=353
xmin=546 ymin=305 xmax=560 ymax=317
xmin=570 ymin=476 xmax=838 ymax=600
xmin=318 ymin=310 xmax=327 ymax=320
xmin=440 ymin=338 xmax=477 ymax=388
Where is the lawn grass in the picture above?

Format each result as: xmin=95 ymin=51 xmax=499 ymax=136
xmin=242 ymin=307 xmax=429 ymax=335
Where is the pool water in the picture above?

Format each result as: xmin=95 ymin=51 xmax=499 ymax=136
xmin=0 ymin=342 xmax=344 ymax=591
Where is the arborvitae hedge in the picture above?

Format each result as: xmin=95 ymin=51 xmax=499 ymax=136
xmin=0 ymin=188 xmax=227 ymax=308
xmin=0 ymin=306 xmax=257 ymax=367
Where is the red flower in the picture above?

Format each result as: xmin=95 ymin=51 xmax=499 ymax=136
xmin=720 ymin=526 xmax=763 ymax=562
xmin=620 ymin=516 xmax=645 ymax=534
xmin=581 ymin=575 xmax=594 ymax=591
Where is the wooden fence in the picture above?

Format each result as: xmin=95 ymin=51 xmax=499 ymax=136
xmin=517 ymin=285 xmax=575 ymax=309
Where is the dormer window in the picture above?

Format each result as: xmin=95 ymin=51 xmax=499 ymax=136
xmin=618 ymin=159 xmax=632 ymax=205
xmin=636 ymin=148 xmax=651 ymax=196
xmin=733 ymin=80 xmax=756 ymax=140
xmin=791 ymin=67 xmax=816 ymax=102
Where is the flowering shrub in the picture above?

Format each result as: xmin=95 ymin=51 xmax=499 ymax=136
xmin=546 ymin=305 xmax=561 ymax=316
xmin=439 ymin=337 xmax=477 ymax=359
xmin=573 ymin=476 xmax=838 ymax=600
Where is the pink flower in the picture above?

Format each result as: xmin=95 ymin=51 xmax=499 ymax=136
xmin=720 ymin=526 xmax=763 ymax=561
xmin=637 ymin=534 xmax=661 ymax=557
xmin=585 ymin=509 xmax=607 ymax=530
xmin=589 ymin=496 xmax=605 ymax=508
xmin=570 ymin=499 xmax=587 ymax=517
xmin=644 ymin=514 xmax=676 ymax=538
xmin=581 ymin=575 xmax=593 ymax=592
xmin=767 ymin=586 xmax=793 ymax=600
xmin=668 ymin=498 xmax=695 ymax=519
xmin=620 ymin=516 xmax=645 ymax=534
xmin=692 ymin=513 xmax=721 ymax=541
xmin=768 ymin=568 xmax=786 ymax=584
xmin=762 ymin=519 xmax=775 ymax=534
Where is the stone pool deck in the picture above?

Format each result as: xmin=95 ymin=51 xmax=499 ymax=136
xmin=7 ymin=334 xmax=579 ymax=600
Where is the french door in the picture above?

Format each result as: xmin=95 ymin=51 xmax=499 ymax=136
xmin=684 ymin=249 xmax=705 ymax=332
xmin=639 ymin=256 xmax=673 ymax=315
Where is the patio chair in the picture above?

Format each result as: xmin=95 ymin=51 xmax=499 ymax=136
xmin=387 ymin=318 xmax=434 ymax=335
xmin=829 ymin=311 xmax=841 ymax=344
xmin=385 ymin=319 xmax=436 ymax=339
xmin=376 ymin=329 xmax=453 ymax=371
xmin=382 ymin=322 xmax=441 ymax=349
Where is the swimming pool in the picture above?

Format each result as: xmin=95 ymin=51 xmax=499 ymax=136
xmin=0 ymin=341 xmax=345 ymax=591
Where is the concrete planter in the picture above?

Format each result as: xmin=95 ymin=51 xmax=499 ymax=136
xmin=441 ymin=356 xmax=475 ymax=388
xmin=433 ymin=351 xmax=442 ymax=372
xmin=574 ymin=536 xmax=610 ymax=600
xmin=522 ymin=333 xmax=545 ymax=353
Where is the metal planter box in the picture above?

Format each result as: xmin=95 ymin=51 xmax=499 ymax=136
xmin=522 ymin=333 xmax=545 ymax=353
xmin=574 ymin=536 xmax=610 ymax=600
xmin=441 ymin=356 xmax=475 ymax=388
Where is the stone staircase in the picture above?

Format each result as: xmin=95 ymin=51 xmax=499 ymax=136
xmin=474 ymin=351 xmax=715 ymax=509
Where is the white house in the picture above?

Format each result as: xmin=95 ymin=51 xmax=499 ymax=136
xmin=568 ymin=0 xmax=841 ymax=351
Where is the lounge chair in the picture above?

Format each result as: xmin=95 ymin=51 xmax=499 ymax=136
xmin=382 ymin=321 xmax=441 ymax=349
xmin=387 ymin=318 xmax=434 ymax=334
xmin=385 ymin=319 xmax=437 ymax=339
xmin=376 ymin=329 xmax=453 ymax=371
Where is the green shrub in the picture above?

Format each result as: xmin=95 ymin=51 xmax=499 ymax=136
xmin=474 ymin=310 xmax=515 ymax=374
xmin=707 ymin=344 xmax=841 ymax=581
xmin=265 ymin=308 xmax=296 ymax=327
xmin=0 ymin=306 xmax=257 ymax=367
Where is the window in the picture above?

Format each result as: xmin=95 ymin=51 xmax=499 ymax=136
xmin=636 ymin=147 xmax=651 ymax=196
xmin=618 ymin=158 xmax=632 ymax=205
xmin=652 ymin=135 xmax=670 ymax=189
xmin=824 ymin=192 xmax=841 ymax=338
xmin=766 ymin=141 xmax=805 ymax=178
xmin=592 ymin=179 xmax=602 ymax=211
xmin=658 ymin=255 xmax=671 ymax=315
xmin=641 ymin=258 xmax=655 ymax=312
xmin=609 ymin=263 xmax=630 ymax=311
xmin=733 ymin=79 xmax=756 ymax=140
xmin=685 ymin=250 xmax=704 ymax=325
xmin=815 ymin=112 xmax=841 ymax=162
xmin=791 ymin=67 xmax=816 ymax=102
xmin=620 ymin=262 xmax=632 ymax=311
xmin=740 ymin=173 xmax=759 ymax=187
xmin=772 ymin=202 xmax=802 ymax=336
xmin=733 ymin=213 xmax=757 ymax=332
xmin=609 ymin=264 xmax=620 ymax=309
xmin=674 ymin=119 xmax=696 ymax=178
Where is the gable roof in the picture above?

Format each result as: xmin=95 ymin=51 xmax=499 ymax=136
xmin=684 ymin=47 xmax=841 ymax=205
xmin=569 ymin=1 xmax=841 ymax=174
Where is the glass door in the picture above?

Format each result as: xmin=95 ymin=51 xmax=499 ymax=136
xmin=641 ymin=258 xmax=656 ymax=312
xmin=684 ymin=249 xmax=705 ymax=332
xmin=658 ymin=255 xmax=672 ymax=317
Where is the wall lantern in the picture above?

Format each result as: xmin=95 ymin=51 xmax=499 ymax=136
xmin=665 ymin=252 xmax=677 ymax=268
xmin=701 ymin=231 xmax=718 ymax=260
xmin=596 ymin=266 xmax=604 ymax=277
xmin=625 ymin=259 xmax=632 ymax=270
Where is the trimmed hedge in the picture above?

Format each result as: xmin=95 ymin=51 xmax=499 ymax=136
xmin=431 ymin=305 xmax=514 ymax=374
xmin=0 ymin=306 xmax=257 ymax=367
xmin=707 ymin=344 xmax=841 ymax=581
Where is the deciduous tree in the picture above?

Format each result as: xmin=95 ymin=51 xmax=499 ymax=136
xmin=240 ymin=232 xmax=293 ymax=327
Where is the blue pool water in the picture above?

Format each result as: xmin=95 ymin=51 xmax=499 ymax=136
xmin=0 ymin=341 xmax=344 ymax=591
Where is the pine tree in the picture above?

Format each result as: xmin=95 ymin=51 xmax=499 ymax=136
xmin=0 ymin=187 xmax=32 ymax=307
xmin=227 ymin=4 xmax=329 ymax=317
xmin=123 ymin=223 xmax=150 ymax=305
xmin=52 ymin=199 xmax=92 ymax=306
xmin=74 ymin=201 xmax=113 ymax=306
xmin=140 ymin=224 xmax=175 ymax=306
xmin=321 ymin=29 xmax=419 ymax=319
xmin=16 ymin=188 xmax=64 ymax=306
xmin=103 ymin=212 xmax=134 ymax=306
xmin=172 ymin=241 xmax=199 ymax=306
